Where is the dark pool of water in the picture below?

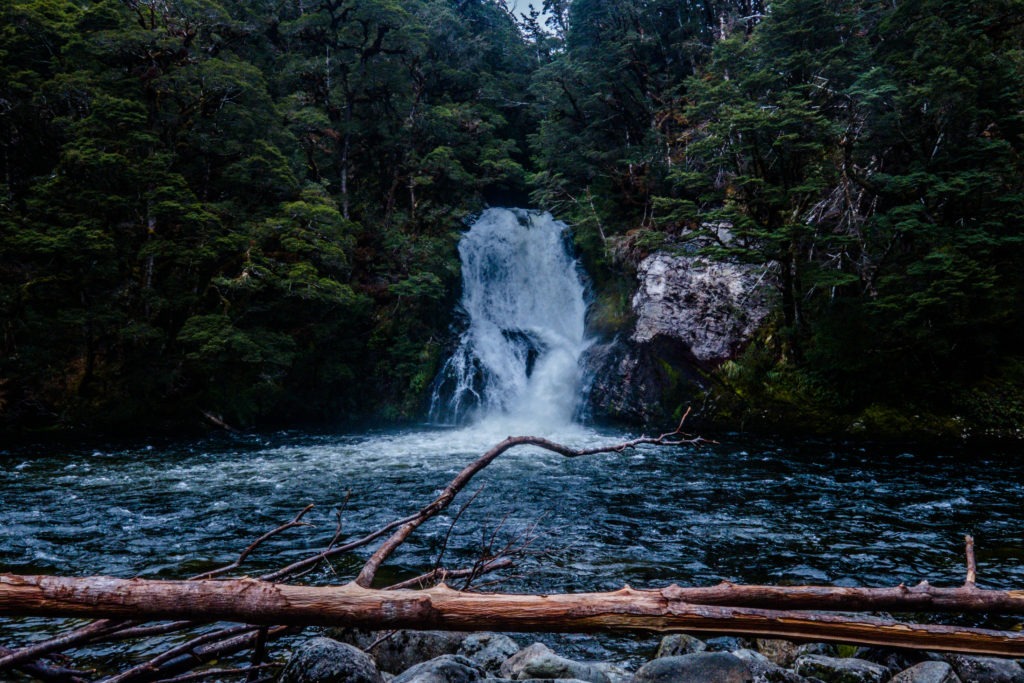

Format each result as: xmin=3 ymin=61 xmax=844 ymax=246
xmin=2 ymin=425 xmax=1023 ymax=666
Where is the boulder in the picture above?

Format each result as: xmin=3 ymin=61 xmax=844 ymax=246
xmin=794 ymin=655 xmax=888 ymax=683
xmin=889 ymin=661 xmax=962 ymax=683
xmin=630 ymin=653 xmax=752 ymax=683
xmin=944 ymin=655 xmax=1024 ymax=683
xmin=630 ymin=252 xmax=772 ymax=364
xmin=593 ymin=662 xmax=634 ymax=683
xmin=756 ymin=640 xmax=804 ymax=668
xmin=332 ymin=630 xmax=467 ymax=674
xmin=705 ymin=636 xmax=754 ymax=652
xmin=655 ymin=635 xmax=707 ymax=658
xmin=280 ymin=637 xmax=384 ymax=683
xmin=458 ymin=633 xmax=521 ymax=674
xmin=851 ymin=648 xmax=925 ymax=678
xmin=755 ymin=641 xmax=836 ymax=671
xmin=499 ymin=643 xmax=610 ymax=683
xmin=731 ymin=648 xmax=807 ymax=683
xmin=392 ymin=655 xmax=485 ymax=683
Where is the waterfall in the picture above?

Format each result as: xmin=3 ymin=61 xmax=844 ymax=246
xmin=429 ymin=208 xmax=590 ymax=430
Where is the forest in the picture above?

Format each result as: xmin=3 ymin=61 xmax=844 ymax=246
xmin=2 ymin=0 xmax=1023 ymax=439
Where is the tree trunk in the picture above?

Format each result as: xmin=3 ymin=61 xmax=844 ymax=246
xmin=4 ymin=574 xmax=1024 ymax=657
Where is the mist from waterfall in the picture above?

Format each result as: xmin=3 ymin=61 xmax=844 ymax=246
xmin=429 ymin=208 xmax=590 ymax=433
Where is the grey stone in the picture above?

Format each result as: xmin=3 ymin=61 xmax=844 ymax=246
xmin=583 ymin=250 xmax=772 ymax=425
xmin=757 ymin=640 xmax=804 ymax=668
xmin=655 ymin=635 xmax=707 ymax=658
xmin=630 ymin=253 xmax=771 ymax=364
xmin=706 ymin=637 xmax=753 ymax=652
xmin=888 ymin=661 xmax=961 ymax=683
xmin=392 ymin=655 xmax=485 ymax=683
xmin=458 ymin=634 xmax=521 ymax=674
xmin=281 ymin=637 xmax=384 ymax=683
xmin=944 ymin=655 xmax=1024 ymax=683
xmin=346 ymin=631 xmax=468 ymax=674
xmin=731 ymin=648 xmax=808 ymax=683
xmin=794 ymin=655 xmax=888 ymax=683
xmin=499 ymin=643 xmax=610 ymax=683
xmin=593 ymin=662 xmax=633 ymax=683
xmin=852 ymin=649 xmax=924 ymax=678
xmin=500 ymin=644 xmax=556 ymax=679
xmin=630 ymin=653 xmax=752 ymax=683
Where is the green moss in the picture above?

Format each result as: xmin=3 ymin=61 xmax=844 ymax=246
xmin=587 ymin=276 xmax=636 ymax=337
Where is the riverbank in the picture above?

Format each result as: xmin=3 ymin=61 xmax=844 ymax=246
xmin=276 ymin=628 xmax=1024 ymax=683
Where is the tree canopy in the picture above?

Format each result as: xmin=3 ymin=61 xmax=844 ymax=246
xmin=2 ymin=0 xmax=1022 ymax=438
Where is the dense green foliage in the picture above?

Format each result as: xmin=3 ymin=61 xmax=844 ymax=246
xmin=531 ymin=0 xmax=1024 ymax=438
xmin=1 ymin=0 xmax=529 ymax=432
xmin=2 ymin=0 xmax=1022 ymax=437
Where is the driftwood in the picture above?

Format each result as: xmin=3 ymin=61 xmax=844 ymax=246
xmin=3 ymin=573 xmax=1024 ymax=656
xmin=1 ymin=413 xmax=1023 ymax=680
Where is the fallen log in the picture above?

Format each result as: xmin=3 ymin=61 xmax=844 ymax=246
xmin=3 ymin=574 xmax=1024 ymax=657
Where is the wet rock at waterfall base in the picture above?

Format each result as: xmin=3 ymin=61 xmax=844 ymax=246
xmin=889 ymin=661 xmax=962 ymax=683
xmin=280 ymin=637 xmax=384 ymax=683
xmin=793 ymin=654 xmax=888 ymax=683
xmin=943 ymin=655 xmax=1024 ymax=683
xmin=584 ymin=251 xmax=771 ymax=426
xmin=630 ymin=653 xmax=753 ymax=683
xmin=655 ymin=634 xmax=707 ymax=658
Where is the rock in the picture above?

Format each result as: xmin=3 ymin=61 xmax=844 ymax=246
xmin=630 ymin=653 xmax=752 ymax=683
xmin=584 ymin=251 xmax=771 ymax=425
xmin=498 ymin=643 xmax=610 ymax=683
xmin=889 ymin=661 xmax=962 ymax=683
xmin=458 ymin=634 xmax=521 ymax=674
xmin=851 ymin=648 xmax=924 ymax=677
xmin=757 ymin=640 xmax=804 ymax=668
xmin=944 ymin=655 xmax=1024 ymax=683
xmin=500 ymin=644 xmax=555 ymax=679
xmin=281 ymin=637 xmax=384 ymax=683
xmin=392 ymin=655 xmax=485 ymax=683
xmin=731 ymin=648 xmax=807 ymax=683
xmin=655 ymin=634 xmax=707 ymax=658
xmin=706 ymin=636 xmax=753 ymax=652
xmin=631 ymin=253 xmax=772 ymax=364
xmin=335 ymin=630 xmax=468 ymax=674
xmin=593 ymin=662 xmax=633 ymax=683
xmin=794 ymin=655 xmax=888 ymax=683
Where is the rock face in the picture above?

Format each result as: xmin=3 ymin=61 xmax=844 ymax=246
xmin=585 ymin=251 xmax=771 ymax=425
xmin=280 ymin=637 xmax=384 ymax=683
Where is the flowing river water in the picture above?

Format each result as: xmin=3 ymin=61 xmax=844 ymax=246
xmin=2 ymin=209 xmax=1024 ymax=666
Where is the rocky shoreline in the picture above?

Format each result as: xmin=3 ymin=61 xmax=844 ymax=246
xmin=279 ymin=630 xmax=1024 ymax=683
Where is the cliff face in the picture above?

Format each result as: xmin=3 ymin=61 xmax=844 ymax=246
xmin=583 ymin=252 xmax=772 ymax=425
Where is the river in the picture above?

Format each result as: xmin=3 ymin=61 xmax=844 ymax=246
xmin=3 ymin=208 xmax=1024 ymax=667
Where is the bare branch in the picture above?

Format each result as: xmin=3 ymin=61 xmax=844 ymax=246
xmin=191 ymin=504 xmax=315 ymax=580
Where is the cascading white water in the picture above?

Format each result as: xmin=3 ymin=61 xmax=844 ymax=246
xmin=429 ymin=208 xmax=590 ymax=431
